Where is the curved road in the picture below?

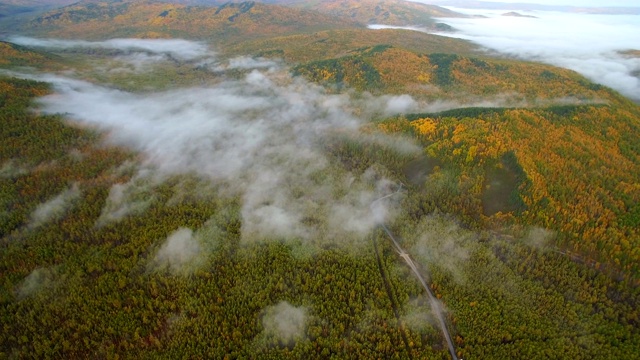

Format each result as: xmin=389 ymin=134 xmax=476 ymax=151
xmin=372 ymin=186 xmax=459 ymax=360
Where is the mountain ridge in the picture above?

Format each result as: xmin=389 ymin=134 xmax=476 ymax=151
xmin=298 ymin=0 xmax=465 ymax=27
xmin=11 ymin=1 xmax=361 ymax=41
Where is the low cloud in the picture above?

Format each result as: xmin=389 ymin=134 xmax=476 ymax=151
xmin=261 ymin=301 xmax=308 ymax=347
xmin=329 ymin=170 xmax=400 ymax=234
xmin=401 ymin=297 xmax=437 ymax=332
xmin=213 ymin=56 xmax=279 ymax=71
xmin=8 ymin=36 xmax=212 ymax=61
xmin=409 ymin=214 xmax=477 ymax=283
xmin=16 ymin=267 xmax=55 ymax=299
xmin=95 ymin=177 xmax=155 ymax=227
xmin=149 ymin=228 xmax=202 ymax=274
xmin=432 ymin=10 xmax=640 ymax=100
xmin=29 ymin=184 xmax=80 ymax=229
xmin=368 ymin=24 xmax=428 ymax=32
xmin=384 ymin=94 xmax=418 ymax=115
xmin=0 ymin=159 xmax=28 ymax=179
xmin=110 ymin=52 xmax=171 ymax=73
xmin=410 ymin=0 xmax=640 ymax=9
xmin=14 ymin=41 xmax=422 ymax=245
xmin=523 ymin=226 xmax=555 ymax=250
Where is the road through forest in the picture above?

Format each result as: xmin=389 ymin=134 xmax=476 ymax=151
xmin=372 ymin=187 xmax=459 ymax=360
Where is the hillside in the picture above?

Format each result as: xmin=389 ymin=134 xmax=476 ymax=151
xmin=293 ymin=45 xmax=614 ymax=100
xmin=0 ymin=0 xmax=79 ymax=32
xmin=290 ymin=45 xmax=640 ymax=278
xmin=13 ymin=1 xmax=360 ymax=41
xmin=0 ymin=3 xmax=30 ymax=19
xmin=226 ymin=28 xmax=479 ymax=63
xmin=0 ymin=41 xmax=61 ymax=68
xmin=0 ymin=0 xmax=77 ymax=6
xmin=153 ymin=0 xmax=465 ymax=25
xmin=0 ymin=0 xmax=79 ymax=20
xmin=0 ymin=0 xmax=77 ymax=17
xmin=301 ymin=0 xmax=463 ymax=27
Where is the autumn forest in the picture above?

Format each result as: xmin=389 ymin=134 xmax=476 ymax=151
xmin=1 ymin=0 xmax=639 ymax=359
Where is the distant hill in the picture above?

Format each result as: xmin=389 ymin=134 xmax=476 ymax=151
xmin=502 ymin=11 xmax=537 ymax=18
xmin=12 ymin=1 xmax=360 ymax=42
xmin=0 ymin=0 xmax=77 ymax=6
xmin=151 ymin=0 xmax=465 ymax=27
xmin=226 ymin=27 xmax=479 ymax=63
xmin=294 ymin=45 xmax=640 ymax=279
xmin=0 ymin=0 xmax=78 ymax=31
xmin=8 ymin=0 xmax=465 ymax=39
xmin=292 ymin=45 xmax=614 ymax=101
xmin=0 ymin=3 xmax=31 ymax=19
xmin=300 ymin=0 xmax=464 ymax=27
xmin=151 ymin=0 xmax=301 ymax=4
xmin=620 ymin=49 xmax=640 ymax=58
xmin=0 ymin=0 xmax=78 ymax=19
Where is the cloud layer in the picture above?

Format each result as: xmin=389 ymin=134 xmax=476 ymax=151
xmin=15 ymin=38 xmax=423 ymax=245
xmin=434 ymin=10 xmax=640 ymax=100
xmin=410 ymin=0 xmax=640 ymax=9
xmin=151 ymin=228 xmax=202 ymax=274
xmin=16 ymin=267 xmax=56 ymax=299
xmin=8 ymin=36 xmax=211 ymax=61
xmin=261 ymin=301 xmax=308 ymax=346
xmin=29 ymin=184 xmax=80 ymax=229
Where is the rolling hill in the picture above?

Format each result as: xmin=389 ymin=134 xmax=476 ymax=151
xmin=0 ymin=40 xmax=60 ymax=68
xmin=12 ymin=1 xmax=360 ymax=41
xmin=0 ymin=0 xmax=78 ymax=17
xmin=8 ymin=0 xmax=463 ymax=40
xmin=292 ymin=45 xmax=612 ymax=99
xmin=226 ymin=27 xmax=479 ymax=63
xmin=289 ymin=44 xmax=640 ymax=278
xmin=300 ymin=0 xmax=463 ymax=27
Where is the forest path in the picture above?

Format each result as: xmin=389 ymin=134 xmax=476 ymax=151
xmin=372 ymin=186 xmax=459 ymax=360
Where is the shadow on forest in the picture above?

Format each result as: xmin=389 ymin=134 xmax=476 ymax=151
xmin=402 ymin=155 xmax=440 ymax=187
xmin=481 ymin=153 xmax=526 ymax=216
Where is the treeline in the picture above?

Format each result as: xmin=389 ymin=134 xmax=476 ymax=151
xmin=404 ymin=104 xmax=608 ymax=121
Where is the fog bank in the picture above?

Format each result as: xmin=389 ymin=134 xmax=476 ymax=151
xmin=8 ymin=36 xmax=211 ymax=61
xmin=261 ymin=301 xmax=308 ymax=346
xmin=434 ymin=10 xmax=640 ymax=100
xmin=13 ymin=37 xmax=426 ymax=245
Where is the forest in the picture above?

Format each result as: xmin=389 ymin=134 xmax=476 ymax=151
xmin=1 ymin=0 xmax=639 ymax=359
